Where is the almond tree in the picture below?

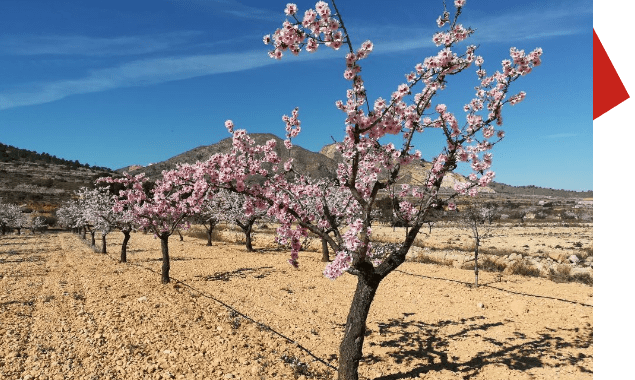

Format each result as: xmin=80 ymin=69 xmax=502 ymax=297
xmin=56 ymin=200 xmax=83 ymax=234
xmin=457 ymin=199 xmax=496 ymax=287
xmin=77 ymin=187 xmax=116 ymax=253
xmin=98 ymin=196 xmax=136 ymax=262
xmin=223 ymin=191 xmax=271 ymax=251
xmin=0 ymin=203 xmax=28 ymax=235
xmin=98 ymin=165 xmax=208 ymax=283
xmin=190 ymin=188 xmax=230 ymax=246
xmin=199 ymin=1 xmax=540 ymax=377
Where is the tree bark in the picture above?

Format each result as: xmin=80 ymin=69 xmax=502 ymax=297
xmin=160 ymin=234 xmax=170 ymax=284
xmin=338 ymin=270 xmax=382 ymax=380
xmin=237 ymin=219 xmax=255 ymax=252
xmin=120 ymin=230 xmax=130 ymax=263
xmin=205 ymin=221 xmax=215 ymax=246
xmin=474 ymin=235 xmax=480 ymax=288
xmin=321 ymin=237 xmax=330 ymax=262
xmin=245 ymin=223 xmax=253 ymax=251
xmin=90 ymin=231 xmax=96 ymax=247
xmin=101 ymin=234 xmax=107 ymax=254
xmin=206 ymin=230 xmax=213 ymax=246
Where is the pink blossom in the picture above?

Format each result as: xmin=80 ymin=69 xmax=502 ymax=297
xmin=284 ymin=3 xmax=298 ymax=16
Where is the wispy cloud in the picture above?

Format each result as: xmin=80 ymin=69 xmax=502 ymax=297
xmin=0 ymin=48 xmax=341 ymax=110
xmin=169 ymin=0 xmax=278 ymax=21
xmin=0 ymin=31 xmax=204 ymax=57
xmin=0 ymin=0 xmax=591 ymax=111
xmin=349 ymin=1 xmax=591 ymax=54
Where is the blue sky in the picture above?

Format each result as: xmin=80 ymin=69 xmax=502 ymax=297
xmin=0 ymin=0 xmax=592 ymax=191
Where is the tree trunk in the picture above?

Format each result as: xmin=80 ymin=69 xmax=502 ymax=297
xmin=101 ymin=234 xmax=107 ymax=254
xmin=321 ymin=237 xmax=330 ymax=262
xmin=82 ymin=226 xmax=87 ymax=240
xmin=206 ymin=222 xmax=214 ymax=246
xmin=90 ymin=231 xmax=96 ymax=247
xmin=237 ymin=219 xmax=255 ymax=252
xmin=121 ymin=230 xmax=130 ymax=263
xmin=178 ymin=230 xmax=183 ymax=241
xmin=160 ymin=234 xmax=170 ymax=284
xmin=245 ymin=223 xmax=253 ymax=252
xmin=474 ymin=236 xmax=480 ymax=288
xmin=338 ymin=271 xmax=382 ymax=380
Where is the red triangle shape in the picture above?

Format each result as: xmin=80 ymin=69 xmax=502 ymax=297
xmin=594 ymin=29 xmax=629 ymax=120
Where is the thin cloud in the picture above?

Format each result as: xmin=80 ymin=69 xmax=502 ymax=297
xmin=169 ymin=0 xmax=278 ymax=21
xmin=0 ymin=48 xmax=339 ymax=110
xmin=0 ymin=1 xmax=591 ymax=110
xmin=349 ymin=2 xmax=590 ymax=54
xmin=0 ymin=32 xmax=204 ymax=57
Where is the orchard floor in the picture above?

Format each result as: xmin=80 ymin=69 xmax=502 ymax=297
xmin=1 ymin=231 xmax=592 ymax=380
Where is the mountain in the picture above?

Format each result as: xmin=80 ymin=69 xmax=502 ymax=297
xmin=0 ymin=142 xmax=113 ymax=209
xmin=1 ymin=136 xmax=590 ymax=212
xmin=120 ymin=133 xmax=338 ymax=180
xmin=120 ymin=137 xmax=594 ymax=199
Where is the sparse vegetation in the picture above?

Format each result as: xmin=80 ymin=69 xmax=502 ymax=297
xmin=507 ymin=260 xmax=542 ymax=277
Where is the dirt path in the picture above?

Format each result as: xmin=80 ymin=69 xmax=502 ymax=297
xmin=1 ymin=231 xmax=592 ymax=379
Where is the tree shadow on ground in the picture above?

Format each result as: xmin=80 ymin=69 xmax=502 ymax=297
xmin=195 ymin=266 xmax=276 ymax=281
xmin=364 ymin=314 xmax=592 ymax=380
xmin=137 ymin=256 xmax=219 ymax=263
xmin=0 ymin=255 xmax=44 ymax=264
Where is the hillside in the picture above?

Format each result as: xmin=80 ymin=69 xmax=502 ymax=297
xmin=487 ymin=182 xmax=593 ymax=199
xmin=1 ymin=137 xmax=592 ymax=211
xmin=0 ymin=142 xmax=113 ymax=209
xmin=120 ymin=134 xmax=338 ymax=181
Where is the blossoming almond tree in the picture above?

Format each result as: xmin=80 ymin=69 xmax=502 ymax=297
xmin=99 ymin=165 xmax=208 ymax=283
xmin=201 ymin=1 xmax=541 ymax=378
xmin=0 ymin=202 xmax=28 ymax=235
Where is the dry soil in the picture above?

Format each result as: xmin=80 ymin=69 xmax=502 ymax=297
xmin=0 ymin=228 xmax=592 ymax=379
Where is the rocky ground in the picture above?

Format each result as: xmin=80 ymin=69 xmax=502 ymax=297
xmin=1 ymin=227 xmax=592 ymax=379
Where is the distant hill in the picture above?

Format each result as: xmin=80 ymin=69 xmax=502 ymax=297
xmin=1 ymin=137 xmax=591 ymax=212
xmin=120 ymin=138 xmax=592 ymax=199
xmin=120 ymin=133 xmax=338 ymax=181
xmin=0 ymin=142 xmax=113 ymax=209
xmin=486 ymin=182 xmax=592 ymax=199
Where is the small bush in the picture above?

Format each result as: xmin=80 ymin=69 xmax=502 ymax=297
xmin=411 ymin=254 xmax=453 ymax=266
xmin=479 ymin=256 xmax=507 ymax=273
xmin=507 ymin=260 xmax=541 ymax=277
xmin=547 ymin=265 xmax=571 ymax=283
xmin=571 ymin=272 xmax=593 ymax=286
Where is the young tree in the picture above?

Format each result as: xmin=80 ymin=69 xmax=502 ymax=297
xmin=457 ymin=199 xmax=496 ymax=287
xmin=98 ymin=165 xmax=208 ymax=283
xmin=190 ymin=188 xmax=231 ymax=246
xmin=29 ymin=213 xmax=48 ymax=234
xmin=199 ymin=1 xmax=541 ymax=378
xmin=0 ymin=203 xmax=28 ymax=235
xmin=76 ymin=187 xmax=116 ymax=253
xmin=223 ymin=191 xmax=269 ymax=252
